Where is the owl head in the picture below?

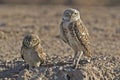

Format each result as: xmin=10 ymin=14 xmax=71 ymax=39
xmin=62 ymin=8 xmax=80 ymax=22
xmin=23 ymin=34 xmax=41 ymax=48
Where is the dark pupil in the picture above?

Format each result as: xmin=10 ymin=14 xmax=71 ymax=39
xmin=33 ymin=39 xmax=36 ymax=42
xmin=75 ymin=13 xmax=77 ymax=15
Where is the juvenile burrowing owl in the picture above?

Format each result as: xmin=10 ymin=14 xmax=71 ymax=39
xmin=60 ymin=8 xmax=92 ymax=69
xmin=21 ymin=34 xmax=47 ymax=68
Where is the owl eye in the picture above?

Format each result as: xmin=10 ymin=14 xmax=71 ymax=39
xmin=32 ymin=39 xmax=37 ymax=42
xmin=74 ymin=12 xmax=77 ymax=15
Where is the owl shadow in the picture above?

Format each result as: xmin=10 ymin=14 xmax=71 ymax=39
xmin=42 ymin=59 xmax=89 ymax=68
xmin=0 ymin=58 xmax=26 ymax=79
xmin=42 ymin=61 xmax=72 ymax=67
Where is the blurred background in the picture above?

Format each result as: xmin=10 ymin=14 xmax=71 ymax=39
xmin=0 ymin=0 xmax=120 ymax=6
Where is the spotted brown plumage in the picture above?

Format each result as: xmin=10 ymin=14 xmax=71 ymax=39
xmin=72 ymin=20 xmax=92 ymax=57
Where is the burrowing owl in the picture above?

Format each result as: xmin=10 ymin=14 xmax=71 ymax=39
xmin=21 ymin=34 xmax=47 ymax=68
xmin=60 ymin=8 xmax=92 ymax=69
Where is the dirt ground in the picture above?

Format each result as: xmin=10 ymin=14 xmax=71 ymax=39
xmin=0 ymin=5 xmax=120 ymax=80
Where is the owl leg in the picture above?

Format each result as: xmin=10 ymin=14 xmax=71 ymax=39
xmin=75 ymin=51 xmax=83 ymax=69
xmin=73 ymin=50 xmax=78 ymax=67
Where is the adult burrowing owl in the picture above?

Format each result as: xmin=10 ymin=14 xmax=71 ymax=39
xmin=21 ymin=34 xmax=47 ymax=68
xmin=60 ymin=8 xmax=92 ymax=69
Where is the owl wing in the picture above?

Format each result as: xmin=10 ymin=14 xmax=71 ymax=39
xmin=70 ymin=20 xmax=92 ymax=57
xmin=35 ymin=47 xmax=46 ymax=64
xmin=60 ymin=22 xmax=69 ymax=44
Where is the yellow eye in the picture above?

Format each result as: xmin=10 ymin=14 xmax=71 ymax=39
xmin=32 ymin=39 xmax=36 ymax=42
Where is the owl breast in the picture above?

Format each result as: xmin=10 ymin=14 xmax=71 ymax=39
xmin=23 ymin=48 xmax=41 ymax=67
xmin=63 ymin=22 xmax=82 ymax=51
